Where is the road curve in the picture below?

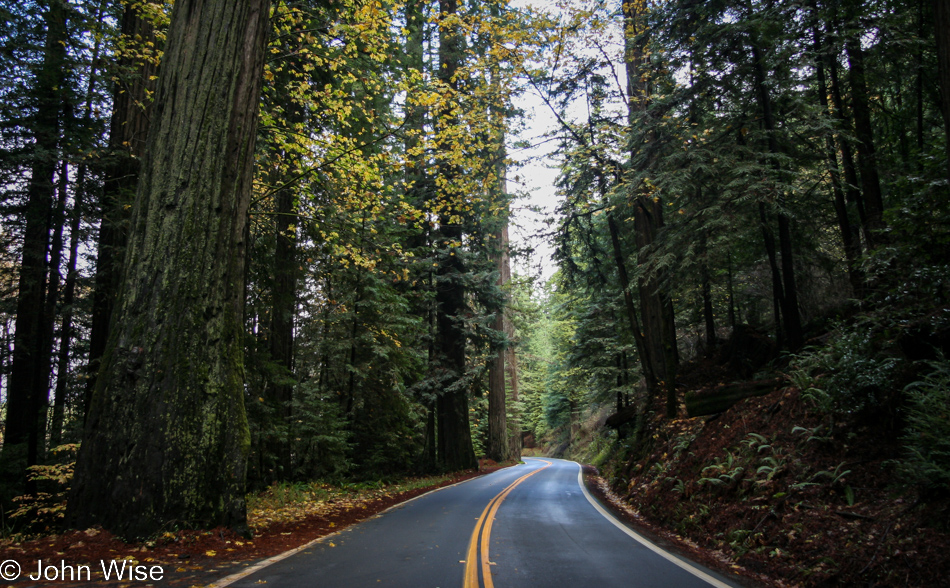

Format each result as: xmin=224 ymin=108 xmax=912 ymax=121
xmin=217 ymin=458 xmax=742 ymax=588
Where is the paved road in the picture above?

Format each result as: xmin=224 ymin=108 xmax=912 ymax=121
xmin=220 ymin=458 xmax=741 ymax=588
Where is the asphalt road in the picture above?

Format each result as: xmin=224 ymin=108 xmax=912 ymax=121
xmin=219 ymin=458 xmax=742 ymax=588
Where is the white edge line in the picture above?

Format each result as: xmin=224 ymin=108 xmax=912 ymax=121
xmin=206 ymin=469 xmax=518 ymax=588
xmin=574 ymin=461 xmax=734 ymax=588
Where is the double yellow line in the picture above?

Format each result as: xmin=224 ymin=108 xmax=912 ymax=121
xmin=463 ymin=459 xmax=552 ymax=588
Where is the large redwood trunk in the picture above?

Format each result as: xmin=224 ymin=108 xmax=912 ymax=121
xmin=86 ymin=2 xmax=159 ymax=417
xmin=68 ymin=0 xmax=271 ymax=537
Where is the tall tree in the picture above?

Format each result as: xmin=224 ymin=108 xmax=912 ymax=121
xmin=623 ymin=0 xmax=679 ymax=415
xmin=68 ymin=0 xmax=271 ymax=537
xmin=745 ymin=1 xmax=804 ymax=350
xmin=932 ymin=0 xmax=950 ymax=181
xmin=486 ymin=0 xmax=516 ymax=464
xmin=3 ymin=0 xmax=70 ymax=472
xmin=434 ymin=0 xmax=477 ymax=471
xmin=486 ymin=163 xmax=512 ymax=463
xmin=85 ymin=1 xmax=160 ymax=417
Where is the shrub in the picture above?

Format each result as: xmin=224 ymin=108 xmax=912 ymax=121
xmin=8 ymin=444 xmax=78 ymax=535
xmin=789 ymin=319 xmax=902 ymax=415
xmin=900 ymin=359 xmax=950 ymax=495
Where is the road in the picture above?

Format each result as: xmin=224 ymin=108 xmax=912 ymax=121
xmin=217 ymin=458 xmax=742 ymax=588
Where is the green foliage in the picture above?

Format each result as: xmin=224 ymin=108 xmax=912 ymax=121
xmin=698 ymin=451 xmax=745 ymax=489
xmin=789 ymin=321 xmax=903 ymax=415
xmin=7 ymin=444 xmax=78 ymax=536
xmin=899 ymin=359 xmax=950 ymax=494
xmin=290 ymin=381 xmax=352 ymax=481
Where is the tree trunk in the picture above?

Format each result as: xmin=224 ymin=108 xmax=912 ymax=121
xmin=777 ymin=214 xmax=804 ymax=350
xmin=827 ymin=53 xmax=869 ymax=251
xmin=934 ymin=0 xmax=950 ymax=181
xmin=86 ymin=2 xmax=159 ymax=418
xmin=632 ymin=199 xmax=679 ymax=415
xmin=606 ymin=213 xmax=657 ymax=395
xmin=486 ymin=187 xmax=510 ymax=461
xmin=759 ymin=202 xmax=786 ymax=348
xmin=434 ymin=0 xmax=476 ymax=472
xmin=749 ymin=24 xmax=804 ymax=350
xmin=51 ymin=0 xmax=105 ymax=447
xmin=917 ymin=0 xmax=927 ymax=160
xmin=701 ymin=261 xmax=717 ymax=354
xmin=844 ymin=26 xmax=886 ymax=241
xmin=266 ymin=181 xmax=297 ymax=481
xmin=39 ymin=163 xmax=70 ymax=451
xmin=51 ymin=174 xmax=84 ymax=448
xmin=504 ymin=296 xmax=521 ymax=460
xmin=698 ymin=210 xmax=717 ymax=354
xmin=623 ymin=0 xmax=678 ymax=417
xmin=486 ymin=24 xmax=513 ymax=463
xmin=505 ymin=295 xmax=521 ymax=461
xmin=487 ymin=222 xmax=510 ymax=463
xmin=3 ymin=0 xmax=68 ymax=473
xmin=811 ymin=7 xmax=863 ymax=295
xmin=727 ymin=252 xmax=737 ymax=328
xmin=68 ymin=0 xmax=271 ymax=537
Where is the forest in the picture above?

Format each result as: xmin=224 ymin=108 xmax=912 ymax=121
xmin=1 ymin=0 xmax=949 ymax=583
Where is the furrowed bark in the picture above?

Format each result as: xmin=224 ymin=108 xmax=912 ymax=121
xmin=86 ymin=1 xmax=159 ymax=418
xmin=69 ymin=0 xmax=271 ymax=538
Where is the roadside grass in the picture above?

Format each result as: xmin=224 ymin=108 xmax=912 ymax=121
xmin=246 ymin=473 xmax=460 ymax=531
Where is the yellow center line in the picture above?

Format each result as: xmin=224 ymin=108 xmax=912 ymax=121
xmin=463 ymin=459 xmax=552 ymax=588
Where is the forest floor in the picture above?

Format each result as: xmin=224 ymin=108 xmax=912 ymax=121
xmin=0 ymin=460 xmax=508 ymax=587
xmin=587 ymin=357 xmax=950 ymax=587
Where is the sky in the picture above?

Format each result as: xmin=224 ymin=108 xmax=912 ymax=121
xmin=508 ymin=92 xmax=561 ymax=283
xmin=505 ymin=0 xmax=564 ymax=284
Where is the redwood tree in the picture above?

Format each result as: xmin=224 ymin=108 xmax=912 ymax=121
xmin=85 ymin=1 xmax=159 ymax=417
xmin=68 ymin=0 xmax=271 ymax=537
xmin=3 ymin=0 xmax=69 ymax=471
xmin=434 ymin=0 xmax=477 ymax=471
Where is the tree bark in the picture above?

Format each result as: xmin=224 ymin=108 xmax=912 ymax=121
xmin=486 ymin=21 xmax=514 ymax=463
xmin=933 ymin=0 xmax=950 ymax=181
xmin=266 ymin=181 xmax=297 ymax=481
xmin=37 ymin=162 xmax=70 ymax=453
xmin=51 ymin=0 xmax=105 ymax=447
xmin=844 ymin=24 xmax=886 ymax=241
xmin=69 ymin=0 xmax=271 ymax=537
xmin=434 ymin=0 xmax=476 ymax=472
xmin=51 ymin=175 xmax=84 ymax=448
xmin=486 ymin=223 xmax=510 ymax=463
xmin=505 ymin=341 xmax=521 ymax=460
xmin=827 ymin=53 xmax=869 ymax=250
xmin=701 ymin=259 xmax=717 ymax=354
xmin=86 ymin=2 xmax=159 ymax=418
xmin=758 ymin=202 xmax=786 ymax=347
xmin=607 ymin=212 xmax=657 ymax=395
xmin=623 ymin=0 xmax=678 ymax=417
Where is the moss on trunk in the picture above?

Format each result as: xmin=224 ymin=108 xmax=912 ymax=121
xmin=68 ymin=0 xmax=271 ymax=538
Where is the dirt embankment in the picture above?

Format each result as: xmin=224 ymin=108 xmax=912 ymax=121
xmin=596 ymin=360 xmax=950 ymax=587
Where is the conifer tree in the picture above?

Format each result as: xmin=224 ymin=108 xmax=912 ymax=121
xmin=69 ymin=0 xmax=271 ymax=537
